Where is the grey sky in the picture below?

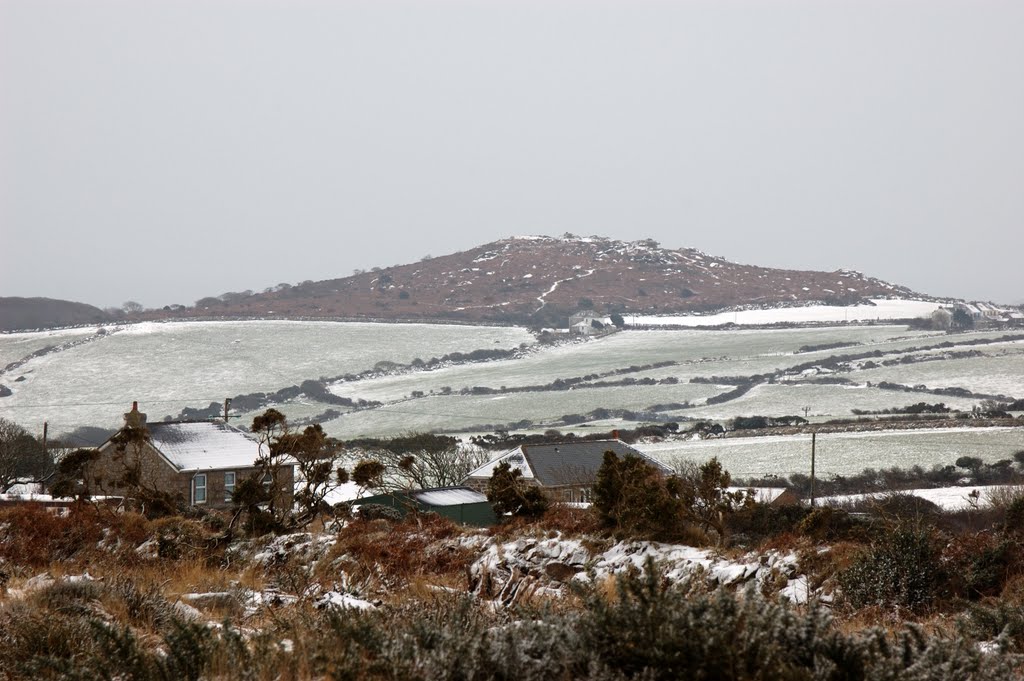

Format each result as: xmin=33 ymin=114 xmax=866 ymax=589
xmin=2 ymin=0 xmax=1022 ymax=309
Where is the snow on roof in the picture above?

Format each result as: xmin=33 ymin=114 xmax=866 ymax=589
xmin=145 ymin=421 xmax=263 ymax=471
xmin=4 ymin=482 xmax=44 ymax=496
xmin=727 ymin=487 xmax=790 ymax=504
xmin=412 ymin=487 xmax=488 ymax=506
xmin=318 ymin=481 xmax=368 ymax=506
xmin=465 ymin=448 xmax=535 ymax=480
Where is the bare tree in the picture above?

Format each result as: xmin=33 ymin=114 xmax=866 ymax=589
xmin=0 ymin=417 xmax=53 ymax=493
xmin=122 ymin=300 xmax=144 ymax=314
xmin=357 ymin=435 xmax=490 ymax=491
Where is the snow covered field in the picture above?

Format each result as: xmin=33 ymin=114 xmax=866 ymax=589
xmin=638 ymin=427 xmax=1024 ymax=479
xmin=1 ymin=314 xmax=1021 ymax=481
xmin=633 ymin=299 xmax=946 ymax=327
xmin=0 ymin=321 xmax=534 ymax=433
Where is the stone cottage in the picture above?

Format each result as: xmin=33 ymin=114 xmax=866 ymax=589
xmin=89 ymin=403 xmax=293 ymax=510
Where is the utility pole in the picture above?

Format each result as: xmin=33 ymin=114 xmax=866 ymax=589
xmin=41 ymin=421 xmax=48 ymax=454
xmin=223 ymin=398 xmax=232 ymax=422
xmin=810 ymin=431 xmax=817 ymax=507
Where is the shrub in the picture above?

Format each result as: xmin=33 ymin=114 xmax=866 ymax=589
xmin=486 ymin=461 xmax=548 ymax=518
xmin=943 ymin=533 xmax=1019 ymax=599
xmin=593 ymin=451 xmax=682 ymax=539
xmin=798 ymin=506 xmax=859 ymax=542
xmin=0 ymin=504 xmax=105 ymax=567
xmin=726 ymin=502 xmax=809 ymax=546
xmin=149 ymin=516 xmax=214 ymax=560
xmin=838 ymin=526 xmax=945 ymax=610
xmin=357 ymin=503 xmax=403 ymax=522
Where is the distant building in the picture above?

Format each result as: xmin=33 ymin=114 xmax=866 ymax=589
xmin=568 ymin=310 xmax=612 ymax=335
xmin=463 ymin=439 xmax=671 ymax=503
xmin=87 ymin=403 xmax=293 ymax=510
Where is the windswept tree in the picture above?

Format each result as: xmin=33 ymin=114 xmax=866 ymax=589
xmin=674 ymin=458 xmax=752 ymax=541
xmin=593 ymin=451 xmax=682 ymax=538
xmin=486 ymin=461 xmax=548 ymax=518
xmin=241 ymin=409 xmax=348 ymax=533
xmin=49 ymin=448 xmax=100 ymax=501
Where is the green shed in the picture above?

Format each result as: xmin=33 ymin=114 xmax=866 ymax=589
xmin=354 ymin=486 xmax=497 ymax=527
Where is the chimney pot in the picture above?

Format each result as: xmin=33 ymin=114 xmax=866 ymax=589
xmin=125 ymin=401 xmax=147 ymax=428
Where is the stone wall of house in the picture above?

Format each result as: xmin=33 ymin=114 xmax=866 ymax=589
xmin=89 ymin=441 xmax=186 ymax=504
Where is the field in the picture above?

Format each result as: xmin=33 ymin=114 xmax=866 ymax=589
xmin=2 ymin=316 xmax=1022 ymax=477
xmin=641 ymin=426 xmax=1024 ymax=480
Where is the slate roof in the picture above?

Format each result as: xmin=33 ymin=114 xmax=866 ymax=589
xmin=143 ymin=421 xmax=264 ymax=472
xmin=465 ymin=440 xmax=671 ymax=487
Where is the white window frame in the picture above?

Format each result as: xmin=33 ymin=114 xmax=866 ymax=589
xmin=262 ymin=472 xmax=274 ymax=493
xmin=193 ymin=473 xmax=207 ymax=505
xmin=224 ymin=472 xmax=236 ymax=502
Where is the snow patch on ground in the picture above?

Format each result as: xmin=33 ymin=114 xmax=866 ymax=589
xmin=819 ymin=484 xmax=1020 ymax=511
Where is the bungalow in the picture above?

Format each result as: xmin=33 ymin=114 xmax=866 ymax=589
xmin=462 ymin=439 xmax=672 ymax=503
xmin=88 ymin=403 xmax=293 ymax=510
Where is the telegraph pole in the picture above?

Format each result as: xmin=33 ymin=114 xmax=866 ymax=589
xmin=810 ymin=431 xmax=817 ymax=507
xmin=42 ymin=421 xmax=48 ymax=454
xmin=223 ymin=398 xmax=232 ymax=422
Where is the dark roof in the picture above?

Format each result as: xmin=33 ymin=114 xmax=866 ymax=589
xmin=521 ymin=440 xmax=669 ymax=486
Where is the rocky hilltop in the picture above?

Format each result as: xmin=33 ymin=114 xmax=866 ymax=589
xmin=169 ymin=235 xmax=920 ymax=325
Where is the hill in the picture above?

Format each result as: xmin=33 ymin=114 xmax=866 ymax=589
xmin=0 ymin=297 xmax=111 ymax=332
xmin=163 ymin=235 xmax=922 ymax=325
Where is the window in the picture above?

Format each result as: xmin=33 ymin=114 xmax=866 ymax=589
xmin=224 ymin=472 xmax=236 ymax=502
xmin=193 ymin=474 xmax=207 ymax=505
xmin=262 ymin=472 xmax=274 ymax=492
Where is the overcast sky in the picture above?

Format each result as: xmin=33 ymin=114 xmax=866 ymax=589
xmin=2 ymin=0 xmax=1022 ymax=309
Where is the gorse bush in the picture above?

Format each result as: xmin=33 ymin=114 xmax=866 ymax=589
xmin=838 ymin=525 xmax=945 ymax=610
xmin=1 ymin=564 xmax=1019 ymax=680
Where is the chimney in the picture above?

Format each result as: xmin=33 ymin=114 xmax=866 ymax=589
xmin=124 ymin=401 xmax=147 ymax=428
xmin=612 ymin=429 xmax=619 ymax=440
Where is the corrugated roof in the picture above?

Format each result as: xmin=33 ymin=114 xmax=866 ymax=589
xmin=465 ymin=440 xmax=670 ymax=487
xmin=411 ymin=487 xmax=488 ymax=506
xmin=146 ymin=421 xmax=263 ymax=471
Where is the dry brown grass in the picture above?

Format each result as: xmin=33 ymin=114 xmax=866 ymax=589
xmin=325 ymin=514 xmax=477 ymax=587
xmin=0 ymin=504 xmax=107 ymax=567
